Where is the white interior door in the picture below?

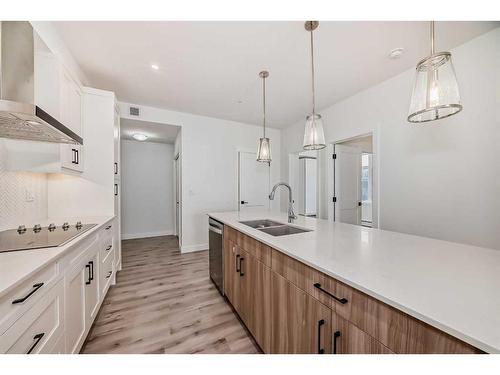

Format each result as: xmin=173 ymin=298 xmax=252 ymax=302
xmin=334 ymin=144 xmax=362 ymax=225
xmin=238 ymin=151 xmax=270 ymax=210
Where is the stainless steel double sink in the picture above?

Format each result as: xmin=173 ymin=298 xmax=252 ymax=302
xmin=239 ymin=219 xmax=312 ymax=237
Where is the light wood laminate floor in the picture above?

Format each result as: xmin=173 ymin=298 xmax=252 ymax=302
xmin=81 ymin=235 xmax=260 ymax=354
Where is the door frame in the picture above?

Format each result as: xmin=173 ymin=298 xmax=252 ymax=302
xmin=173 ymin=152 xmax=182 ymax=246
xmin=327 ymin=131 xmax=380 ymax=229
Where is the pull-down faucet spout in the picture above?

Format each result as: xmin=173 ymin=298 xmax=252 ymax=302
xmin=269 ymin=182 xmax=297 ymax=223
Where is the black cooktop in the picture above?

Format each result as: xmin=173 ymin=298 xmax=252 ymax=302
xmin=0 ymin=223 xmax=97 ymax=253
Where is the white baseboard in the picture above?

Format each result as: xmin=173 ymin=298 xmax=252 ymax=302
xmin=180 ymin=243 xmax=208 ymax=253
xmin=122 ymin=230 xmax=174 ymax=240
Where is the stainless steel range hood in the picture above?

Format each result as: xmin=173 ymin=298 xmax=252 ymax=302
xmin=0 ymin=21 xmax=82 ymax=145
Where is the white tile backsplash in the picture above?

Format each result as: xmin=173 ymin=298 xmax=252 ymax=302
xmin=0 ymin=141 xmax=48 ymax=231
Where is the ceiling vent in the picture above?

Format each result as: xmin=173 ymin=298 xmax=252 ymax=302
xmin=129 ymin=106 xmax=140 ymax=116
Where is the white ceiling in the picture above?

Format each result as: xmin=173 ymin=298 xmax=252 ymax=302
xmin=121 ymin=118 xmax=180 ymax=144
xmin=54 ymin=21 xmax=498 ymax=128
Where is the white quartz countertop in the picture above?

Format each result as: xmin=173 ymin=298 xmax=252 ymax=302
xmin=208 ymin=210 xmax=500 ymax=353
xmin=0 ymin=216 xmax=114 ymax=299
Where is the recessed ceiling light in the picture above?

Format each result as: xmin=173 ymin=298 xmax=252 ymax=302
xmin=133 ymin=133 xmax=148 ymax=141
xmin=388 ymin=48 xmax=404 ymax=59
xmin=151 ymin=64 xmax=159 ymax=70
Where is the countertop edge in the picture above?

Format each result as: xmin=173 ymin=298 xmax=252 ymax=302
xmin=209 ymin=213 xmax=498 ymax=354
xmin=0 ymin=216 xmax=114 ymax=300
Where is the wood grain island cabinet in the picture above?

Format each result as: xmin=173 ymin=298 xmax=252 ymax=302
xmin=222 ymin=226 xmax=482 ymax=354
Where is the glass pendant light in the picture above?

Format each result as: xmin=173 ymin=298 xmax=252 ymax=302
xmin=303 ymin=21 xmax=326 ymax=150
xmin=408 ymin=21 xmax=462 ymax=123
xmin=256 ymin=70 xmax=272 ymax=162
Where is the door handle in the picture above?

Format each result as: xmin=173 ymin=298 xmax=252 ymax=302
xmin=240 ymin=201 xmax=248 ymax=205
xmin=85 ymin=264 xmax=91 ymax=285
xmin=313 ymin=283 xmax=348 ymax=304
xmin=235 ymin=254 xmax=240 ymax=273
xmin=317 ymin=319 xmax=325 ymax=354
xmin=12 ymin=283 xmax=44 ymax=304
xmin=239 ymin=257 xmax=244 ymax=276
xmin=27 ymin=333 xmax=45 ymax=354
xmin=333 ymin=330 xmax=341 ymax=354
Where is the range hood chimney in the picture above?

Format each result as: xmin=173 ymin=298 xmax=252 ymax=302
xmin=0 ymin=21 xmax=82 ymax=145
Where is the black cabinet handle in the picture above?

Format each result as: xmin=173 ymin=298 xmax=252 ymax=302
xmin=85 ymin=264 xmax=91 ymax=285
xmin=12 ymin=283 xmax=44 ymax=304
xmin=114 ymin=162 xmax=118 ymax=174
xmin=317 ymin=319 xmax=325 ymax=354
xmin=313 ymin=283 xmax=348 ymax=304
xmin=89 ymin=261 xmax=94 ymax=281
xmin=333 ymin=330 xmax=341 ymax=354
xmin=71 ymin=149 xmax=76 ymax=164
xmin=235 ymin=254 xmax=240 ymax=273
xmin=27 ymin=333 xmax=45 ymax=354
xmin=114 ymin=184 xmax=118 ymax=196
xmin=106 ymin=271 xmax=112 ymax=279
xmin=75 ymin=149 xmax=79 ymax=164
xmin=106 ymin=245 xmax=112 ymax=251
xmin=105 ymin=225 xmax=112 ymax=230
xmin=239 ymin=257 xmax=244 ymax=277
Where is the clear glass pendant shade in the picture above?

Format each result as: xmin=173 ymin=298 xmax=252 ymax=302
xmin=303 ymin=114 xmax=326 ymax=150
xmin=256 ymin=137 xmax=271 ymax=162
xmin=408 ymin=53 xmax=462 ymax=123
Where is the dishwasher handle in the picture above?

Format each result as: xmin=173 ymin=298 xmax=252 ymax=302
xmin=209 ymin=225 xmax=223 ymax=235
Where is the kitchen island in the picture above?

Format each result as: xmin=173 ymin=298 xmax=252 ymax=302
xmin=208 ymin=210 xmax=500 ymax=354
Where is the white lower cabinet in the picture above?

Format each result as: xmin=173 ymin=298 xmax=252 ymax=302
xmin=65 ymin=258 xmax=87 ymax=354
xmin=85 ymin=252 xmax=100 ymax=327
xmin=0 ymin=220 xmax=116 ymax=354
xmin=0 ymin=279 xmax=64 ymax=354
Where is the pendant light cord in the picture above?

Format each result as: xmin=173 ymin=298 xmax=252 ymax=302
xmin=310 ymin=29 xmax=316 ymax=115
xmin=262 ymin=75 xmax=266 ymax=138
xmin=430 ymin=20 xmax=435 ymax=55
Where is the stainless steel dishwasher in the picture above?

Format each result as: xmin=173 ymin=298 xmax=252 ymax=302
xmin=208 ymin=217 xmax=224 ymax=295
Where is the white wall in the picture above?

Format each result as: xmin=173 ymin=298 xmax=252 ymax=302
xmin=121 ymin=140 xmax=175 ymax=239
xmin=281 ymin=28 xmax=500 ymax=250
xmin=119 ymin=103 xmax=281 ymax=253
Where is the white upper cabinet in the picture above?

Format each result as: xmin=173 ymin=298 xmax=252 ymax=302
xmin=34 ymin=31 xmax=83 ymax=138
xmin=60 ymin=68 xmax=83 ymax=137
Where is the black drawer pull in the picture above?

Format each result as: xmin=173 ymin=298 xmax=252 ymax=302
xmin=239 ymin=257 xmax=245 ymax=277
xmin=313 ymin=283 xmax=348 ymax=304
xmin=114 ymin=162 xmax=118 ymax=174
xmin=89 ymin=261 xmax=94 ymax=281
xmin=106 ymin=245 xmax=112 ymax=251
xmin=105 ymin=225 xmax=112 ymax=230
xmin=106 ymin=271 xmax=112 ymax=279
xmin=85 ymin=264 xmax=91 ymax=285
xmin=317 ymin=319 xmax=325 ymax=354
xmin=27 ymin=333 xmax=45 ymax=354
xmin=12 ymin=283 xmax=44 ymax=304
xmin=235 ymin=254 xmax=240 ymax=273
xmin=333 ymin=330 xmax=341 ymax=354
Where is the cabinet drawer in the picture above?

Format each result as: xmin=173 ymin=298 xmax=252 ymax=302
xmin=330 ymin=278 xmax=481 ymax=354
xmin=0 ymin=261 xmax=59 ymax=334
xmin=0 ymin=279 xmax=64 ymax=354
xmin=100 ymin=230 xmax=114 ymax=263
xmin=271 ymin=249 xmax=338 ymax=308
xmin=100 ymin=247 xmax=114 ymax=295
xmin=226 ymin=226 xmax=271 ymax=266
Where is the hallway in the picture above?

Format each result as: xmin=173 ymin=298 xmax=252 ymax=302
xmin=81 ymin=236 xmax=259 ymax=354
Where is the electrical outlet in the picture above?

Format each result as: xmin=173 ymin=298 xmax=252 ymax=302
xmin=25 ymin=188 xmax=35 ymax=202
